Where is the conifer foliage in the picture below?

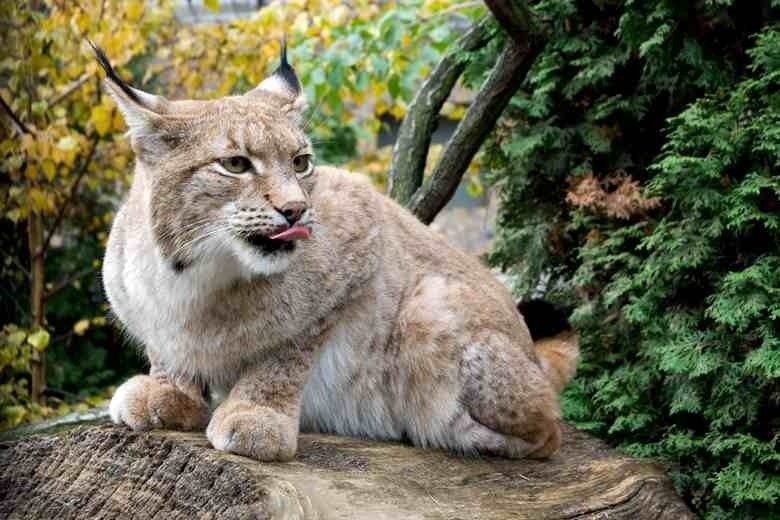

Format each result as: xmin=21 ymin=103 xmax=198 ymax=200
xmin=485 ymin=2 xmax=779 ymax=517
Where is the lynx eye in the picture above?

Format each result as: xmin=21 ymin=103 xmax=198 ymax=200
xmin=219 ymin=156 xmax=252 ymax=174
xmin=292 ymin=154 xmax=313 ymax=176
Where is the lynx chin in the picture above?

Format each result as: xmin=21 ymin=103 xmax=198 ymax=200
xmin=98 ymin=41 xmax=579 ymax=462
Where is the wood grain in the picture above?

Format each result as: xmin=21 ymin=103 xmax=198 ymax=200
xmin=0 ymin=422 xmax=693 ymax=519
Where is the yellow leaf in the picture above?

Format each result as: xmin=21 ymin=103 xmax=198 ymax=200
xmin=466 ymin=176 xmax=483 ymax=198
xmin=27 ymin=329 xmax=50 ymax=351
xmin=6 ymin=208 xmax=23 ymax=223
xmin=90 ymin=105 xmax=112 ymax=136
xmin=390 ymin=103 xmax=406 ymax=120
xmin=91 ymin=316 xmax=107 ymax=327
xmin=7 ymin=330 xmax=27 ymax=347
xmin=21 ymin=134 xmax=36 ymax=154
xmin=86 ymin=395 xmax=107 ymax=407
xmin=25 ymin=163 xmax=39 ymax=181
xmin=28 ymin=188 xmax=53 ymax=213
xmin=292 ymin=12 xmax=309 ymax=33
xmin=204 ymin=0 xmax=219 ymax=13
xmin=73 ymin=319 xmax=90 ymax=336
xmin=125 ymin=0 xmax=145 ymax=22
xmin=112 ymin=110 xmax=125 ymax=132
xmin=41 ymin=159 xmax=56 ymax=181
xmin=2 ymin=405 xmax=26 ymax=428
xmin=56 ymin=136 xmax=77 ymax=151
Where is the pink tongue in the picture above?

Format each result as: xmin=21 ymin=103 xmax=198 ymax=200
xmin=269 ymin=225 xmax=311 ymax=241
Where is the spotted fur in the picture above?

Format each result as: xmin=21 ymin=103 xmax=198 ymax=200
xmin=100 ymin=46 xmax=579 ymax=462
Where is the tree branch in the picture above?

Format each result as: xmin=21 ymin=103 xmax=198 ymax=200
xmin=483 ymin=0 xmax=541 ymax=44
xmin=9 ymin=255 xmax=31 ymax=280
xmin=48 ymin=73 xmax=92 ymax=107
xmin=44 ymin=266 xmax=96 ymax=300
xmin=0 ymin=95 xmax=31 ymax=135
xmin=388 ymin=1 xmax=546 ymax=224
xmin=408 ymin=36 xmax=542 ymax=224
xmin=387 ymin=15 xmax=492 ymax=205
xmin=41 ymin=135 xmax=99 ymax=255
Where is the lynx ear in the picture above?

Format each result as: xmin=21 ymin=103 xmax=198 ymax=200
xmin=89 ymin=40 xmax=169 ymax=136
xmin=246 ymin=40 xmax=307 ymax=111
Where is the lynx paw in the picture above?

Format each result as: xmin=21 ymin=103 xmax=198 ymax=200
xmin=206 ymin=400 xmax=298 ymax=461
xmin=109 ymin=375 xmax=209 ymax=431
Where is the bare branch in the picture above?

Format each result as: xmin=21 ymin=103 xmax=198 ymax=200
xmin=0 ymin=95 xmax=31 ymax=135
xmin=9 ymin=255 xmax=31 ymax=279
xmin=409 ymin=36 xmax=543 ymax=224
xmin=48 ymin=73 xmax=92 ymax=107
xmin=44 ymin=266 xmax=96 ymax=300
xmin=387 ymin=15 xmax=492 ymax=205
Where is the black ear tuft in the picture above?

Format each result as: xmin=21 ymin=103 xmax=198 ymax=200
xmin=272 ymin=36 xmax=301 ymax=94
xmin=88 ymin=39 xmax=141 ymax=103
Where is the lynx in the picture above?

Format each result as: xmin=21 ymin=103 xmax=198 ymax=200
xmin=99 ymin=42 xmax=579 ymax=462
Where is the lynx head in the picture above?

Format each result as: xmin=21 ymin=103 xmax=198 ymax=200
xmin=93 ymin=41 xmax=315 ymax=276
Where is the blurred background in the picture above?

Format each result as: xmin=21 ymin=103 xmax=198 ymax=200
xmin=1 ymin=1 xmax=779 ymax=518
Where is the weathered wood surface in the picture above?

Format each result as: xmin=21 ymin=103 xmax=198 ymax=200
xmin=0 ymin=421 xmax=693 ymax=519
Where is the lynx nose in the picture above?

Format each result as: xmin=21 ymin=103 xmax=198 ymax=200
xmin=276 ymin=201 xmax=307 ymax=225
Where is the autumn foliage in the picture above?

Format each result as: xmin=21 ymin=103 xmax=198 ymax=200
xmin=0 ymin=0 xmax=469 ymax=426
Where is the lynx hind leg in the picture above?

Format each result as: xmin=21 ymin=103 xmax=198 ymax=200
xmin=458 ymin=340 xmax=562 ymax=459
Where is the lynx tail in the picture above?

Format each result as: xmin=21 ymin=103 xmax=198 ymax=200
xmin=517 ymin=299 xmax=580 ymax=393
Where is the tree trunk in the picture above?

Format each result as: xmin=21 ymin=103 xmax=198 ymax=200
xmin=26 ymin=212 xmax=45 ymax=405
xmin=0 ymin=419 xmax=693 ymax=519
xmin=407 ymin=37 xmax=541 ymax=224
xmin=388 ymin=0 xmax=547 ymax=225
xmin=387 ymin=16 xmax=492 ymax=206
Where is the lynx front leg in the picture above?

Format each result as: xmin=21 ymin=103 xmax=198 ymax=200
xmin=109 ymin=370 xmax=209 ymax=431
xmin=206 ymin=348 xmax=312 ymax=462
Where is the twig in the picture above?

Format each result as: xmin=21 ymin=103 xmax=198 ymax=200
xmin=48 ymin=73 xmax=92 ymax=107
xmin=9 ymin=255 xmax=31 ymax=279
xmin=44 ymin=266 xmax=96 ymax=300
xmin=0 ymin=95 xmax=31 ymax=135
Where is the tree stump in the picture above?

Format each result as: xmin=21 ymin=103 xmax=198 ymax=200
xmin=0 ymin=420 xmax=693 ymax=519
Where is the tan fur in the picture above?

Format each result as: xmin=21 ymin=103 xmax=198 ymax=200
xmin=534 ymin=331 xmax=580 ymax=393
xmin=102 ymin=57 xmax=579 ymax=462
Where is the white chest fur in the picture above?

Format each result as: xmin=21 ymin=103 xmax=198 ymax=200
xmin=105 ymin=234 xmax=254 ymax=387
xmin=300 ymin=322 xmax=403 ymax=440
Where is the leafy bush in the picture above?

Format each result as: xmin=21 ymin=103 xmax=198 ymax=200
xmin=485 ymin=1 xmax=779 ymax=517
xmin=0 ymin=325 xmax=50 ymax=428
xmin=569 ymin=28 xmax=780 ymax=518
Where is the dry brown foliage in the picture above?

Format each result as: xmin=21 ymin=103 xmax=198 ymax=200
xmin=566 ymin=171 xmax=661 ymax=219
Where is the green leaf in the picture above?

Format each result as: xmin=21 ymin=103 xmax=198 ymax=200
xmin=388 ymin=74 xmax=400 ymax=99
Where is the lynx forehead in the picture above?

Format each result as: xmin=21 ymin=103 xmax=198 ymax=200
xmin=92 ymin=41 xmax=315 ymax=277
xmin=100 ymin=41 xmax=579 ymax=464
